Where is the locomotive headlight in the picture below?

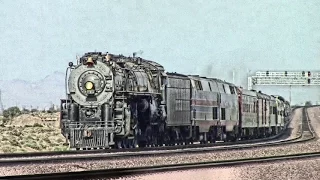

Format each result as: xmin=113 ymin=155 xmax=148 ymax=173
xmin=78 ymin=71 xmax=106 ymax=96
xmin=85 ymin=81 xmax=94 ymax=90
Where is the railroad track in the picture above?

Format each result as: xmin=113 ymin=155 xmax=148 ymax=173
xmin=3 ymin=151 xmax=320 ymax=180
xmin=0 ymin=106 xmax=303 ymax=160
xmin=0 ymin=106 xmax=315 ymax=179
xmin=0 ymin=107 xmax=312 ymax=165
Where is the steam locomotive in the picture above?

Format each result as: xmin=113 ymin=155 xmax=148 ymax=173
xmin=60 ymin=52 xmax=291 ymax=149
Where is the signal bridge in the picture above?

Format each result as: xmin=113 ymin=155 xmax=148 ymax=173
xmin=248 ymin=71 xmax=320 ymax=89
xmin=247 ymin=71 xmax=320 ymax=104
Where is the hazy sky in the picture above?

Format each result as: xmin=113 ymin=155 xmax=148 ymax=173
xmin=0 ymin=0 xmax=320 ymax=103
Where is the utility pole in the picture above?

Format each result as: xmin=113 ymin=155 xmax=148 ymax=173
xmin=289 ymin=85 xmax=292 ymax=105
xmin=0 ymin=90 xmax=3 ymax=115
xmin=232 ymin=69 xmax=235 ymax=84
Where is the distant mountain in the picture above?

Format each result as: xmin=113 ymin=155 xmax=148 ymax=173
xmin=0 ymin=71 xmax=65 ymax=110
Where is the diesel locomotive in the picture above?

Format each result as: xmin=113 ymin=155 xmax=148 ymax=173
xmin=60 ymin=52 xmax=291 ymax=149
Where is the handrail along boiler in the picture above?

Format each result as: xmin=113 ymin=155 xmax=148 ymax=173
xmin=60 ymin=52 xmax=291 ymax=149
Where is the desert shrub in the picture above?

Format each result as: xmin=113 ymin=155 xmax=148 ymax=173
xmin=43 ymin=128 xmax=54 ymax=132
xmin=25 ymin=142 xmax=40 ymax=150
xmin=11 ymin=129 xmax=22 ymax=136
xmin=48 ymin=107 xmax=59 ymax=113
xmin=16 ymin=148 xmax=27 ymax=153
xmin=22 ymin=108 xmax=30 ymax=114
xmin=33 ymin=123 xmax=43 ymax=127
xmin=53 ymin=146 xmax=68 ymax=151
xmin=25 ymin=135 xmax=34 ymax=140
xmin=305 ymin=101 xmax=312 ymax=106
xmin=37 ymin=142 xmax=47 ymax=149
xmin=57 ymin=138 xmax=65 ymax=143
xmin=31 ymin=109 xmax=38 ymax=113
xmin=1 ymin=145 xmax=15 ymax=153
xmin=3 ymin=106 xmax=21 ymax=118
xmin=9 ymin=138 xmax=20 ymax=147
xmin=1 ymin=136 xmax=8 ymax=141
xmin=1 ymin=118 xmax=10 ymax=124
xmin=43 ymin=136 xmax=51 ymax=144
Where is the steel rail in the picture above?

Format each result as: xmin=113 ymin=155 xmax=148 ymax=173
xmin=0 ymin=107 xmax=313 ymax=165
xmin=2 ymin=151 xmax=320 ymax=180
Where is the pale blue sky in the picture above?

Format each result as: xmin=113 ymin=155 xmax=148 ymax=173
xmin=0 ymin=1 xmax=319 ymax=91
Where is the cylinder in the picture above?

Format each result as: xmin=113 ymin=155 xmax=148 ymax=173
xmin=61 ymin=109 xmax=68 ymax=119
xmin=69 ymin=103 xmax=79 ymax=121
xmin=102 ymin=104 xmax=112 ymax=122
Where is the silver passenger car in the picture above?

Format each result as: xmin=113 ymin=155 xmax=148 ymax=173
xmin=164 ymin=73 xmax=239 ymax=142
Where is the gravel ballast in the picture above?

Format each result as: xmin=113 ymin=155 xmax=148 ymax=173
xmin=0 ymin=107 xmax=316 ymax=177
xmin=112 ymin=157 xmax=320 ymax=180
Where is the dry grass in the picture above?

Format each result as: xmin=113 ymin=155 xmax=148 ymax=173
xmin=0 ymin=113 xmax=68 ymax=153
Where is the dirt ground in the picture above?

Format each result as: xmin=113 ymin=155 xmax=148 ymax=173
xmin=307 ymin=107 xmax=320 ymax=140
xmin=0 ymin=112 xmax=68 ymax=153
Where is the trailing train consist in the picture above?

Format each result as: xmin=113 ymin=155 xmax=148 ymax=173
xmin=60 ymin=52 xmax=291 ymax=149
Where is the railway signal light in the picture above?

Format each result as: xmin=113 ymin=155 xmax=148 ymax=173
xmin=250 ymin=71 xmax=320 ymax=86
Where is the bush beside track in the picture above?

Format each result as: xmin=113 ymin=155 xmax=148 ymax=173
xmin=0 ymin=112 xmax=68 ymax=153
